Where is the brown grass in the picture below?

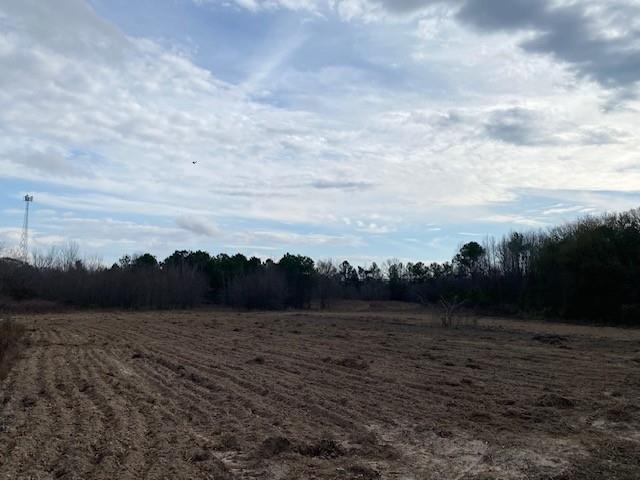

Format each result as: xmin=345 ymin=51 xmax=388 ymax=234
xmin=0 ymin=317 xmax=25 ymax=381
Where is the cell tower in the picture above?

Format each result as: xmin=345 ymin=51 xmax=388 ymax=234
xmin=19 ymin=194 xmax=34 ymax=263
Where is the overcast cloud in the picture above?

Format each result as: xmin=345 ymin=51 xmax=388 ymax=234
xmin=0 ymin=0 xmax=638 ymax=263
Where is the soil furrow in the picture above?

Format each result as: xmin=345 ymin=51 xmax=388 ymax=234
xmin=2 ymin=309 xmax=638 ymax=480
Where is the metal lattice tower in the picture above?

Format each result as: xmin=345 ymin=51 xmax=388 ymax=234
xmin=19 ymin=194 xmax=34 ymax=263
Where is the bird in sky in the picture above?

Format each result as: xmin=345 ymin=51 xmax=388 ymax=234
xmin=192 ymin=161 xmax=197 ymax=165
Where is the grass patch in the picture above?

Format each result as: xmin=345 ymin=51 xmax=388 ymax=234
xmin=0 ymin=317 xmax=26 ymax=381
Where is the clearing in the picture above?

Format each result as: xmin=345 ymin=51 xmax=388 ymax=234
xmin=1 ymin=303 xmax=639 ymax=479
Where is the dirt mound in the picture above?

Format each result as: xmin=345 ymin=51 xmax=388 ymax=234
xmin=258 ymin=436 xmax=292 ymax=458
xmin=342 ymin=464 xmax=381 ymax=479
xmin=533 ymin=334 xmax=567 ymax=345
xmin=257 ymin=435 xmax=344 ymax=460
xmin=605 ymin=403 xmax=638 ymax=422
xmin=298 ymin=437 xmax=344 ymax=458
xmin=184 ymin=447 xmax=210 ymax=463
xmin=247 ymin=356 xmax=265 ymax=364
xmin=329 ymin=357 xmax=369 ymax=370
xmin=536 ymin=393 xmax=576 ymax=409
xmin=214 ymin=433 xmax=239 ymax=451
xmin=556 ymin=438 xmax=640 ymax=480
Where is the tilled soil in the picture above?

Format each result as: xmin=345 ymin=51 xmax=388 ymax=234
xmin=1 ymin=305 xmax=639 ymax=479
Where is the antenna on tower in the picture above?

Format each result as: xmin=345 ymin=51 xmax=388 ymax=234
xmin=19 ymin=194 xmax=34 ymax=263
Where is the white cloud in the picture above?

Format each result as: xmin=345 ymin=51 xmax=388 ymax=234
xmin=482 ymin=214 xmax=547 ymax=227
xmin=1 ymin=0 xmax=639 ymax=262
xmin=195 ymin=0 xmax=323 ymax=13
xmin=176 ymin=216 xmax=221 ymax=237
xmin=248 ymin=230 xmax=363 ymax=246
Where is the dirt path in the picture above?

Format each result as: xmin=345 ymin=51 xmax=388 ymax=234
xmin=1 ymin=308 xmax=639 ymax=479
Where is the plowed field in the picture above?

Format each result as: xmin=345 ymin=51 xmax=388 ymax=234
xmin=1 ymin=305 xmax=639 ymax=479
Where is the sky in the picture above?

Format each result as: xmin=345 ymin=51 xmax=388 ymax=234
xmin=1 ymin=0 xmax=639 ymax=265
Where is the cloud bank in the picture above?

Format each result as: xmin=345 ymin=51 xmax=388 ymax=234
xmin=0 ymin=0 xmax=638 ymax=263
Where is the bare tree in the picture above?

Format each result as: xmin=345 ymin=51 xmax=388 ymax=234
xmin=82 ymin=254 xmax=104 ymax=272
xmin=60 ymin=241 xmax=80 ymax=272
xmin=440 ymin=295 xmax=466 ymax=328
xmin=32 ymin=246 xmax=58 ymax=270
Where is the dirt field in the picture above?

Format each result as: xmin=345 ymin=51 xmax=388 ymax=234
xmin=1 ymin=303 xmax=639 ymax=479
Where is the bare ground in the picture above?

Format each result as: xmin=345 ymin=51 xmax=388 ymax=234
xmin=1 ymin=303 xmax=639 ymax=479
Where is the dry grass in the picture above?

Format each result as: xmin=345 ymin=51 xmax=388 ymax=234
xmin=0 ymin=316 xmax=25 ymax=381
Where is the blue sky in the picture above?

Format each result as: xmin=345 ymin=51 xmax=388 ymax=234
xmin=1 ymin=0 xmax=639 ymax=265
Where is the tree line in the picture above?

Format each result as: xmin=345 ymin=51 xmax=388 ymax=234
xmin=1 ymin=208 xmax=639 ymax=323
